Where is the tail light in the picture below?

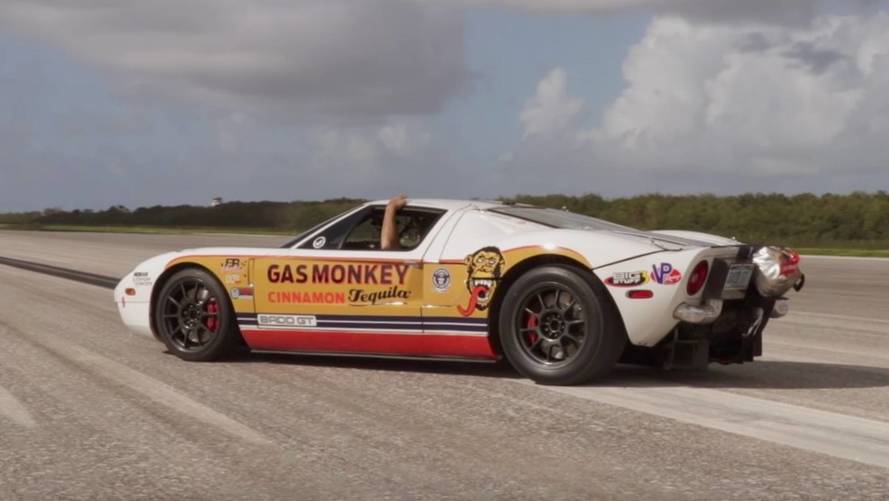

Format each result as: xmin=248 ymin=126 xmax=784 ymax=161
xmin=687 ymin=260 xmax=709 ymax=296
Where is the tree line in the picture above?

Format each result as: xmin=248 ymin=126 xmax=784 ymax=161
xmin=2 ymin=192 xmax=888 ymax=247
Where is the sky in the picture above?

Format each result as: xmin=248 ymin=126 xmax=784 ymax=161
xmin=1 ymin=0 xmax=888 ymax=211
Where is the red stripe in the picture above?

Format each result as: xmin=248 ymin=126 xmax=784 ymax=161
xmin=241 ymin=329 xmax=497 ymax=359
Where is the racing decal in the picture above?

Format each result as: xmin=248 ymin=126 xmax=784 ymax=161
xmin=268 ymin=291 xmax=345 ymax=304
xmin=432 ymin=268 xmax=451 ymax=292
xmin=651 ymin=263 xmax=682 ymax=285
xmin=605 ymin=271 xmax=650 ymax=287
xmin=348 ymin=287 xmax=411 ymax=305
xmin=267 ymin=263 xmax=410 ymax=285
xmin=241 ymin=329 xmax=496 ymax=359
xmin=255 ymin=257 xmax=423 ymax=312
xmin=230 ymin=287 xmax=254 ymax=300
xmin=222 ymin=258 xmax=244 ymax=271
xmin=458 ymin=247 xmax=505 ymax=317
xmin=257 ymin=314 xmax=317 ymax=328
xmin=312 ymin=236 xmax=326 ymax=249
xmin=133 ymin=272 xmax=152 ymax=287
xmin=238 ymin=313 xmax=487 ymax=333
xmin=224 ymin=273 xmax=242 ymax=284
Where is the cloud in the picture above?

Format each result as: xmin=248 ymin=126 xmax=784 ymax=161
xmin=312 ymin=120 xmax=432 ymax=173
xmin=500 ymin=12 xmax=889 ymax=194
xmin=520 ymin=68 xmax=587 ymax=138
xmin=0 ymin=0 xmax=469 ymax=120
xmin=431 ymin=0 xmax=827 ymax=25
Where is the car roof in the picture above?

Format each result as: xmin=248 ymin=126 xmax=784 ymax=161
xmin=365 ymin=199 xmax=507 ymax=211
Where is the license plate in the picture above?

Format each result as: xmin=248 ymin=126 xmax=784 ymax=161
xmin=724 ymin=264 xmax=755 ymax=291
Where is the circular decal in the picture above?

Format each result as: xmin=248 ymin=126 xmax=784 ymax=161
xmin=312 ymin=236 xmax=327 ymax=249
xmin=432 ymin=268 xmax=451 ymax=292
xmin=229 ymin=287 xmax=240 ymax=299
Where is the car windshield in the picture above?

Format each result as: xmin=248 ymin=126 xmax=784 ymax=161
xmin=490 ymin=206 xmax=641 ymax=233
xmin=280 ymin=209 xmax=360 ymax=248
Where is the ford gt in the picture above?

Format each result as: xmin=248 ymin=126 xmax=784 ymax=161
xmin=115 ymin=199 xmax=804 ymax=385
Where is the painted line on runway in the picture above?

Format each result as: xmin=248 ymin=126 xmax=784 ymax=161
xmin=0 ymin=384 xmax=36 ymax=429
xmin=64 ymin=344 xmax=272 ymax=446
xmin=779 ymin=311 xmax=889 ymax=338
xmin=0 ymin=256 xmax=118 ymax=289
xmin=526 ymin=381 xmax=889 ymax=469
xmin=788 ymin=310 xmax=889 ymax=326
xmin=22 ymin=331 xmax=273 ymax=446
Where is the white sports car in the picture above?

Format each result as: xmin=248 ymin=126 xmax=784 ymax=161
xmin=115 ymin=199 xmax=804 ymax=385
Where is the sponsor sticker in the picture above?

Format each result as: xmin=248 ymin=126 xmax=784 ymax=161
xmin=605 ymin=271 xmax=649 ymax=287
xmin=222 ymin=258 xmax=244 ymax=271
xmin=230 ymin=287 xmax=254 ymax=300
xmin=651 ymin=263 xmax=682 ymax=285
xmin=432 ymin=268 xmax=451 ymax=292
xmin=257 ymin=314 xmax=317 ymax=328
xmin=224 ymin=273 xmax=242 ymax=284
xmin=267 ymin=263 xmax=410 ymax=286
xmin=458 ymin=247 xmax=504 ymax=317
xmin=133 ymin=272 xmax=153 ymax=287
xmin=348 ymin=286 xmax=411 ymax=305
xmin=267 ymin=291 xmax=345 ymax=304
xmin=312 ymin=236 xmax=326 ymax=249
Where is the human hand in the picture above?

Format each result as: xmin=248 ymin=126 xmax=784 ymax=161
xmin=388 ymin=194 xmax=408 ymax=210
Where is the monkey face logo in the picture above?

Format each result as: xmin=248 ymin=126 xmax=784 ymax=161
xmin=458 ymin=247 xmax=505 ymax=316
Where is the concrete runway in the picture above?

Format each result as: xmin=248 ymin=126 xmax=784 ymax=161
xmin=1 ymin=230 xmax=888 ymax=499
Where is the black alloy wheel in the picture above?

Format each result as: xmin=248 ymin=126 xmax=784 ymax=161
xmin=154 ymin=268 xmax=238 ymax=361
xmin=499 ymin=265 xmax=626 ymax=385
xmin=516 ymin=285 xmax=587 ymax=366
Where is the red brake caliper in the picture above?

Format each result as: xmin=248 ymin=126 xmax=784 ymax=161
xmin=525 ymin=312 xmax=538 ymax=345
xmin=204 ymin=299 xmax=219 ymax=332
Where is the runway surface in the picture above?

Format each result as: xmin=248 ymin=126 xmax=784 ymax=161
xmin=1 ymin=230 xmax=888 ymax=499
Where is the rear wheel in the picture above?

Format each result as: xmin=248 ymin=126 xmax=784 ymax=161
xmin=154 ymin=268 xmax=238 ymax=361
xmin=498 ymin=265 xmax=625 ymax=385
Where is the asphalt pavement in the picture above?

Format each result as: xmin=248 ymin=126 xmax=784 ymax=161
xmin=1 ymin=230 xmax=888 ymax=499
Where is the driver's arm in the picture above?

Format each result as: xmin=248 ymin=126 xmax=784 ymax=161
xmin=381 ymin=194 xmax=408 ymax=250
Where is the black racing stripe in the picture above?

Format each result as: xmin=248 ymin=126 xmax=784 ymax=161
xmin=0 ymin=256 xmax=119 ymax=289
xmin=238 ymin=312 xmax=487 ymax=325
xmin=422 ymin=325 xmax=488 ymax=332
xmin=317 ymin=322 xmax=422 ymax=330
xmin=422 ymin=316 xmax=488 ymax=324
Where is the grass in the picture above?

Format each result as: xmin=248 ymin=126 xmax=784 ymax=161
xmin=1 ymin=223 xmax=886 ymax=257
xmin=0 ymin=223 xmax=295 ymax=236
xmin=795 ymin=248 xmax=889 ymax=258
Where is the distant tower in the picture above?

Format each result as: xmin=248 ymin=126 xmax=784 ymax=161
xmin=210 ymin=197 xmax=223 ymax=207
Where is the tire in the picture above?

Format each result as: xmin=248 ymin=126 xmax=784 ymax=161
xmin=153 ymin=268 xmax=239 ymax=361
xmin=498 ymin=265 xmax=625 ymax=385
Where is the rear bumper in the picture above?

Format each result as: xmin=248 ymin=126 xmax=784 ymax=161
xmin=674 ymin=299 xmax=723 ymax=324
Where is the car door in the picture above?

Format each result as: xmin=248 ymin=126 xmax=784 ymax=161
xmin=244 ymin=205 xmax=444 ymax=356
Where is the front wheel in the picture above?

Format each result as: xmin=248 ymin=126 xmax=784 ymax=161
xmin=154 ymin=268 xmax=238 ymax=361
xmin=498 ymin=265 xmax=625 ymax=385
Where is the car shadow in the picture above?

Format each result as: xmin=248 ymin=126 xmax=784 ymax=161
xmin=590 ymin=360 xmax=889 ymax=390
xmin=221 ymin=350 xmax=521 ymax=380
xmin=212 ymin=350 xmax=889 ymax=390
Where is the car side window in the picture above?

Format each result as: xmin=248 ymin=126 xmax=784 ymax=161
xmin=299 ymin=206 xmax=443 ymax=251
xmin=389 ymin=210 xmax=443 ymax=250
xmin=298 ymin=208 xmax=370 ymax=250
xmin=341 ymin=209 xmax=385 ymax=250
